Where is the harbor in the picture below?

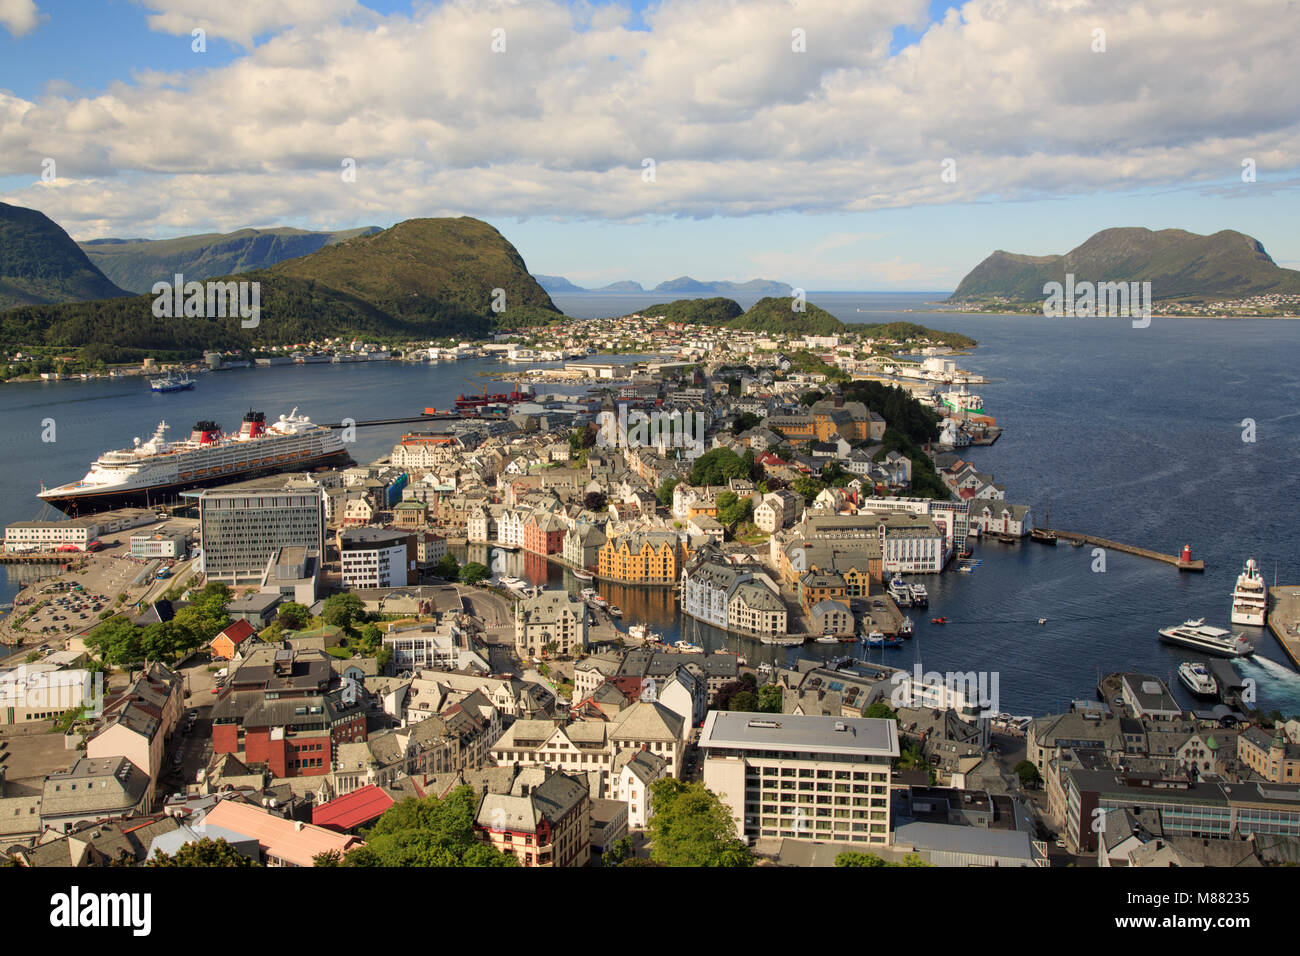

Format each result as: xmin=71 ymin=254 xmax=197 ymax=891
xmin=1267 ymin=586 xmax=1300 ymax=670
xmin=1048 ymin=531 xmax=1205 ymax=572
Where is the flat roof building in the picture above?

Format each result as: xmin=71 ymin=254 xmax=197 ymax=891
xmin=699 ymin=711 xmax=899 ymax=847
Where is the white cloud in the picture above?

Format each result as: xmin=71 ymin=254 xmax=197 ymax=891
xmin=0 ymin=0 xmax=40 ymax=37
xmin=0 ymin=0 xmax=1295 ymax=240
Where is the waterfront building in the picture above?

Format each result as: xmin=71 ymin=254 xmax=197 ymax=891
xmin=199 ymin=488 xmax=326 ymax=585
xmin=699 ymin=710 xmax=899 ymax=846
xmin=1237 ymin=725 xmax=1300 ymax=783
xmin=562 ymin=522 xmax=606 ymax=571
xmin=598 ymin=530 xmax=681 ymax=585
xmin=680 ymin=548 xmax=788 ymax=635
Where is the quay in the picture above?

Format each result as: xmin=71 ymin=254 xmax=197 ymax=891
xmin=1050 ymin=531 xmax=1205 ymax=572
xmin=0 ymin=553 xmax=85 ymax=566
xmin=1266 ymin=586 xmax=1300 ymax=670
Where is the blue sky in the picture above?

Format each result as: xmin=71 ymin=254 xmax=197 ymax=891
xmin=2 ymin=0 xmax=1297 ymax=290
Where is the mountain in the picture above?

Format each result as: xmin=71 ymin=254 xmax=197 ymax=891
xmin=637 ymin=296 xmax=843 ymax=334
xmin=652 ymin=276 xmax=793 ymax=296
xmin=950 ymin=228 xmax=1300 ymax=303
xmin=1 ymin=215 xmax=562 ymax=357
xmin=537 ymin=274 xmax=789 ymax=294
xmin=0 ymin=202 xmax=129 ymax=309
xmin=80 ymin=226 xmax=382 ymax=294
xmin=535 ymin=274 xmax=588 ymax=293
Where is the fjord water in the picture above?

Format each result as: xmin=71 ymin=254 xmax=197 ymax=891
xmin=4 ymin=294 xmax=1298 ymax=714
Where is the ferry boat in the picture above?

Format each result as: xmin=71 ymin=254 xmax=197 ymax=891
xmin=909 ymin=584 xmax=929 ymax=607
xmin=1177 ymin=661 xmax=1218 ymax=697
xmin=1158 ymin=619 xmax=1255 ymax=658
xmin=149 ymin=373 xmax=195 ymax=393
xmin=1230 ymin=557 xmax=1267 ymax=627
xmin=888 ymin=578 xmax=913 ymax=606
xmin=37 ymin=408 xmax=349 ymax=516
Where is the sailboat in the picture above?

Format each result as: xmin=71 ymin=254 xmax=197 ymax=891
xmin=1030 ymin=498 xmax=1058 ymax=545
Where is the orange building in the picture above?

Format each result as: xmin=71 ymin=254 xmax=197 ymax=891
xmin=598 ymin=531 xmax=681 ymax=585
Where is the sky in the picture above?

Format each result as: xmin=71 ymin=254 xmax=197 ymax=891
xmin=1 ymin=0 xmax=1298 ymax=291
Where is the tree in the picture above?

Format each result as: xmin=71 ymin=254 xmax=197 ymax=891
xmin=584 ymin=491 xmax=607 ymax=512
xmin=87 ymin=615 xmax=144 ymax=668
xmin=340 ymin=786 xmax=518 ymax=867
xmin=276 ymin=602 xmax=312 ymax=630
xmin=755 ymin=684 xmax=783 ymax=713
xmin=313 ymin=849 xmax=343 ymax=866
xmin=862 ymin=701 xmax=897 ymax=721
xmin=656 ymin=476 xmax=679 ymax=507
xmin=461 ymin=562 xmax=490 ymax=585
xmin=1014 ymin=760 xmax=1042 ymax=789
xmin=715 ymin=491 xmax=752 ymax=528
xmin=729 ymin=690 xmax=758 ymax=712
xmin=433 ymin=554 xmax=460 ymax=583
xmin=321 ymin=592 xmax=366 ymax=629
xmin=149 ymin=838 xmax=258 ymax=867
xmin=689 ymin=447 xmax=747 ymax=487
xmin=732 ymin=412 xmax=761 ymax=434
xmin=835 ymin=850 xmax=931 ymax=867
xmin=646 ymin=779 xmax=753 ymax=867
xmin=603 ymin=836 xmax=634 ymax=865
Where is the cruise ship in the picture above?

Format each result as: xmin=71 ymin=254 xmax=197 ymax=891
xmin=1230 ymin=557 xmax=1268 ymax=627
xmin=1158 ymin=619 xmax=1255 ymax=658
xmin=37 ymin=408 xmax=350 ymax=515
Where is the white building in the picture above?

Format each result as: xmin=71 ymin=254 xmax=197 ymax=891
xmin=615 ymin=749 xmax=669 ymax=829
xmin=340 ymin=528 xmax=410 ymax=589
xmin=700 ymin=711 xmax=899 ymax=846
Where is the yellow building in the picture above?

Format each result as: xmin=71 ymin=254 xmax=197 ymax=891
xmin=598 ymin=530 xmax=681 ymax=585
xmin=1238 ymin=726 xmax=1300 ymax=783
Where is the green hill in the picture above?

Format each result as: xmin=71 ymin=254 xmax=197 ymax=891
xmin=0 ymin=215 xmax=563 ymax=355
xmin=80 ymin=226 xmax=382 ymax=293
xmin=950 ymin=227 xmax=1300 ymax=303
xmin=0 ymin=203 xmax=129 ymax=309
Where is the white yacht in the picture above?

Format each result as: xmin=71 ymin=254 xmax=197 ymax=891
xmin=1230 ymin=558 xmax=1267 ymax=627
xmin=1177 ymin=662 xmax=1218 ymax=698
xmin=888 ymin=578 xmax=913 ymax=606
xmin=909 ymin=583 xmax=929 ymax=608
xmin=1158 ymin=619 xmax=1255 ymax=658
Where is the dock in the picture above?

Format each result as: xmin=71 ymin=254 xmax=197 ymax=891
xmin=1267 ymin=586 xmax=1300 ymax=670
xmin=1050 ymin=531 xmax=1205 ymax=572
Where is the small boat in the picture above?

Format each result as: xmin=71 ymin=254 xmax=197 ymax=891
xmin=996 ymin=533 xmax=1018 ymax=543
xmin=580 ymin=587 xmax=597 ymax=599
xmin=958 ymin=547 xmax=973 ymax=559
xmin=628 ymin=623 xmax=661 ymax=643
xmin=863 ymin=630 xmax=885 ymax=646
xmin=1070 ymin=539 xmax=1085 ymax=548
xmin=608 ymin=605 xmax=622 ymax=618
xmin=1030 ymin=500 xmax=1058 ymax=545
xmin=931 ymin=617 xmax=948 ymax=625
xmin=1178 ymin=661 xmax=1218 ymax=697
xmin=882 ymin=634 xmax=904 ymax=648
xmin=899 ymin=617 xmax=913 ymax=637
xmin=958 ymin=565 xmax=973 ymax=574
xmin=1037 ymin=617 xmax=1047 ymax=625
xmin=815 ymin=636 xmax=840 ymax=644
xmin=672 ymin=640 xmax=704 ymax=654
xmin=572 ymin=568 xmax=594 ymax=581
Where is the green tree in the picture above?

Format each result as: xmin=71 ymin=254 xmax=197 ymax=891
xmin=433 ymin=554 xmax=460 ymax=582
xmin=729 ymin=690 xmax=758 ymax=712
xmin=461 ymin=561 xmax=490 ymax=585
xmin=715 ymin=491 xmax=753 ymax=528
xmin=755 ymin=684 xmax=783 ymax=713
xmin=87 ymin=615 xmax=143 ymax=668
xmin=340 ymin=786 xmax=518 ymax=867
xmin=862 ymin=701 xmax=898 ymax=721
xmin=689 ymin=447 xmax=746 ymax=487
xmin=732 ymin=412 xmax=761 ymax=435
xmin=646 ymin=779 xmax=753 ymax=867
xmin=603 ymin=836 xmax=634 ymax=865
xmin=1014 ymin=760 xmax=1042 ymax=789
xmin=656 ymin=476 xmax=680 ymax=507
xmin=321 ymin=592 xmax=366 ymax=629
xmin=277 ymin=602 xmax=312 ymax=630
xmin=149 ymin=838 xmax=259 ymax=867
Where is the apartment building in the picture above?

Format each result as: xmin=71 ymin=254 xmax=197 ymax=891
xmin=199 ymin=488 xmax=325 ymax=585
xmin=340 ymin=528 xmax=411 ymax=589
xmin=515 ymin=590 xmax=589 ymax=658
xmin=598 ymin=530 xmax=681 ymax=585
xmin=475 ymin=767 xmax=591 ymax=867
xmin=699 ymin=711 xmax=899 ymax=846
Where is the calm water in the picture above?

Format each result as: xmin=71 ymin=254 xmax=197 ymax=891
xmin=5 ymin=295 xmax=1298 ymax=714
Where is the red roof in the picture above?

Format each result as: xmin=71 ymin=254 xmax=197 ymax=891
xmin=215 ymin=619 xmax=256 ymax=647
xmin=312 ymin=784 xmax=395 ymax=832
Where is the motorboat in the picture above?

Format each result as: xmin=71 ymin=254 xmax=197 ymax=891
xmin=1177 ymin=661 xmax=1218 ymax=697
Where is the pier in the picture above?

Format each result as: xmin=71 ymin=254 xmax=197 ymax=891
xmin=1267 ymin=586 xmax=1300 ymax=670
xmin=1049 ymin=531 xmax=1205 ymax=571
